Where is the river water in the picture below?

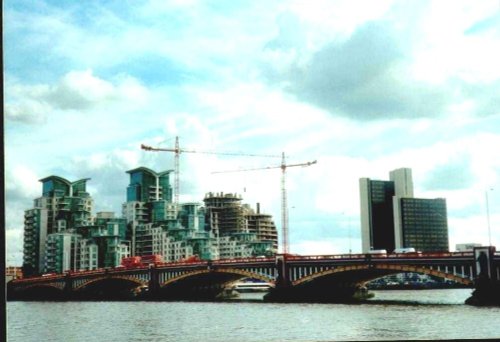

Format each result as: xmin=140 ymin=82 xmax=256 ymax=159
xmin=7 ymin=289 xmax=500 ymax=341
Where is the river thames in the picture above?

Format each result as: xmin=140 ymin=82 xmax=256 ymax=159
xmin=7 ymin=289 xmax=500 ymax=341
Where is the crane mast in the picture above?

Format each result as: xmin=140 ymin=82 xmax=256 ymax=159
xmin=281 ymin=153 xmax=289 ymax=254
xmin=174 ymin=137 xmax=180 ymax=206
xmin=213 ymin=153 xmax=317 ymax=254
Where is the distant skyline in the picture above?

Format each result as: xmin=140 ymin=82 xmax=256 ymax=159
xmin=5 ymin=0 xmax=500 ymax=266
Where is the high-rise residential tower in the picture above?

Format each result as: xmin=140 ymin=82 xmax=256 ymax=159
xmin=23 ymin=176 xmax=93 ymax=276
xmin=122 ymin=167 xmax=174 ymax=255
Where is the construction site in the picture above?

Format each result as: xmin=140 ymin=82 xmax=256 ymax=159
xmin=22 ymin=136 xmax=317 ymax=276
xmin=140 ymin=136 xmax=317 ymax=255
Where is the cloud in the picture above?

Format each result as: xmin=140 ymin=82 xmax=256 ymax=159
xmin=261 ymin=2 xmax=500 ymax=121
xmin=266 ymin=20 xmax=452 ymax=120
xmin=4 ymin=166 xmax=42 ymax=266
xmin=5 ymin=100 xmax=50 ymax=124
xmin=292 ymin=238 xmax=362 ymax=255
xmin=69 ymin=149 xmax=146 ymax=213
xmin=464 ymin=13 xmax=500 ymax=35
xmin=5 ymin=70 xmax=150 ymax=132
xmin=448 ymin=213 xmax=500 ymax=250
xmin=5 ymin=165 xmax=40 ymax=204
xmin=4 ymin=80 xmax=51 ymax=124
xmin=423 ymin=157 xmax=475 ymax=191
xmin=6 ymin=230 xmax=24 ymax=265
xmin=264 ymin=12 xmax=306 ymax=52
xmin=46 ymin=70 xmax=115 ymax=110
xmin=4 ymin=70 xmax=116 ymax=124
xmin=459 ymin=80 xmax=500 ymax=117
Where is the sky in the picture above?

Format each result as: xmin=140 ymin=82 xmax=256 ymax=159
xmin=4 ymin=0 xmax=500 ymax=266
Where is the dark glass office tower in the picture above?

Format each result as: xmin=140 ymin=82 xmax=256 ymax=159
xmin=360 ymin=179 xmax=395 ymax=252
xmin=360 ymin=168 xmax=449 ymax=253
xmin=397 ymin=198 xmax=449 ymax=252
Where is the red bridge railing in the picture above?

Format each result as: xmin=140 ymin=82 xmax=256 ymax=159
xmin=11 ymin=252 xmax=484 ymax=283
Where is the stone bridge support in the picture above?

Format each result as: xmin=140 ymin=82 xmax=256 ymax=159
xmin=148 ymin=267 xmax=160 ymax=298
xmin=466 ymin=246 xmax=500 ymax=306
xmin=63 ymin=273 xmax=73 ymax=299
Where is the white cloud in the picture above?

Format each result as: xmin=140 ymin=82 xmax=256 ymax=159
xmin=4 ymin=80 xmax=51 ymax=124
xmin=5 ymin=70 xmax=151 ymax=132
xmin=48 ymin=69 xmax=115 ymax=109
xmin=5 ymin=165 xmax=40 ymax=200
xmin=5 ymin=101 xmax=50 ymax=124
xmin=288 ymin=0 xmax=394 ymax=41
xmin=412 ymin=1 xmax=500 ymax=84
xmin=449 ymin=213 xmax=500 ymax=251
xmin=292 ymin=238 xmax=362 ymax=255
xmin=6 ymin=230 xmax=24 ymax=265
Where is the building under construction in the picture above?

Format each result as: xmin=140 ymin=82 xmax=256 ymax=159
xmin=204 ymin=192 xmax=278 ymax=253
xmin=245 ymin=204 xmax=278 ymax=252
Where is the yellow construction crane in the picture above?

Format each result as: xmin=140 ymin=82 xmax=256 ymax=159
xmin=141 ymin=136 xmax=279 ymax=206
xmin=212 ymin=153 xmax=317 ymax=254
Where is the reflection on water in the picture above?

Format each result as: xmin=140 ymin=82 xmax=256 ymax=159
xmin=236 ymin=288 xmax=473 ymax=305
xmin=369 ymin=288 xmax=474 ymax=305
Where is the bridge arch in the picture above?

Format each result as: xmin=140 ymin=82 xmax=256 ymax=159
xmin=73 ymin=275 xmax=148 ymax=292
xmin=161 ymin=268 xmax=275 ymax=287
xmin=22 ymin=283 xmax=65 ymax=291
xmin=12 ymin=283 xmax=65 ymax=300
xmin=293 ymin=264 xmax=473 ymax=286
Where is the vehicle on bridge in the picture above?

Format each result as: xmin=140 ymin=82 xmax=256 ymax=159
xmin=367 ymin=249 xmax=387 ymax=254
xmin=121 ymin=255 xmax=164 ymax=268
xmin=41 ymin=273 xmax=58 ymax=277
xmin=179 ymin=255 xmax=201 ymax=263
xmin=121 ymin=256 xmax=143 ymax=268
xmin=141 ymin=254 xmax=164 ymax=265
xmin=393 ymin=248 xmax=417 ymax=254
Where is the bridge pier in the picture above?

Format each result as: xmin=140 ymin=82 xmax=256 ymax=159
xmin=63 ymin=272 xmax=73 ymax=300
xmin=466 ymin=278 xmax=500 ymax=306
xmin=146 ymin=266 xmax=160 ymax=300
xmin=466 ymin=247 xmax=500 ymax=306
xmin=264 ymin=255 xmax=294 ymax=302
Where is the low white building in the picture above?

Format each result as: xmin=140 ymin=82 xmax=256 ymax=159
xmin=79 ymin=239 xmax=99 ymax=270
xmin=44 ymin=232 xmax=81 ymax=273
xmin=455 ymin=243 xmax=481 ymax=252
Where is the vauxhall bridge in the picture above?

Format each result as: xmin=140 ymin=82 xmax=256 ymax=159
xmin=8 ymin=247 xmax=500 ymax=303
